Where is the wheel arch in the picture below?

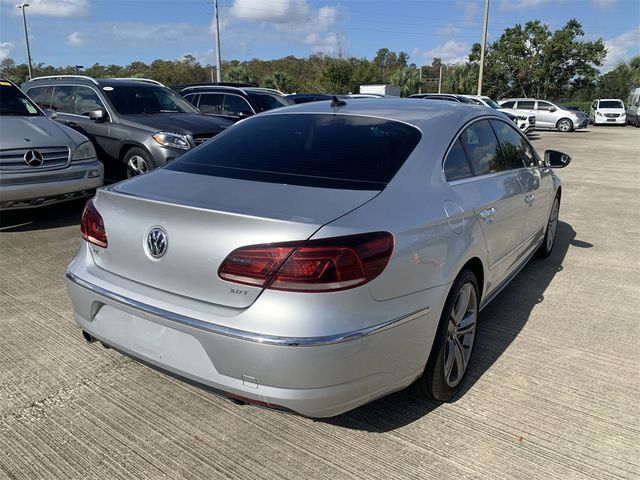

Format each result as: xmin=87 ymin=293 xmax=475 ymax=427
xmin=118 ymin=142 xmax=152 ymax=161
xmin=461 ymin=257 xmax=485 ymax=302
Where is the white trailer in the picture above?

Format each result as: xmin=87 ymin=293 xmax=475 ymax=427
xmin=359 ymin=84 xmax=401 ymax=97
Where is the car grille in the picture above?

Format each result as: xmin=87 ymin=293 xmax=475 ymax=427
xmin=604 ymin=113 xmax=620 ymax=118
xmin=0 ymin=170 xmax=86 ymax=186
xmin=0 ymin=147 xmax=70 ymax=171
xmin=528 ymin=116 xmax=536 ymax=124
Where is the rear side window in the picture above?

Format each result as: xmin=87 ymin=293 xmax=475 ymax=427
xmin=223 ymin=94 xmax=252 ymax=116
xmin=198 ymin=93 xmax=223 ymax=114
xmin=500 ymin=101 xmax=515 ymax=108
xmin=517 ymin=100 xmax=535 ymax=109
xmin=491 ymin=120 xmax=536 ymax=168
xmin=458 ymin=120 xmax=505 ymax=175
xmin=444 ymin=138 xmax=473 ymax=181
xmin=26 ymin=86 xmax=53 ymax=109
xmin=536 ymin=101 xmax=554 ymax=111
xmin=168 ymin=114 xmax=421 ymax=190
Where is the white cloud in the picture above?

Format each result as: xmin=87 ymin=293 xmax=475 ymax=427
xmin=603 ymin=25 xmax=640 ymax=70
xmin=437 ymin=23 xmax=461 ymax=36
xmin=499 ymin=0 xmax=549 ymax=11
xmin=230 ymin=0 xmax=309 ymax=24
xmin=0 ymin=41 xmax=15 ymax=61
xmin=412 ymin=41 xmax=471 ymax=65
xmin=592 ymin=0 xmax=616 ymax=8
xmin=109 ymin=23 xmax=208 ymax=43
xmin=66 ymin=32 xmax=84 ymax=47
xmin=456 ymin=1 xmax=481 ymax=26
xmin=1 ymin=0 xmax=89 ymax=17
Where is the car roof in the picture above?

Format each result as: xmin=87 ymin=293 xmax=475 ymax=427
xmin=259 ymin=98 xmax=498 ymax=128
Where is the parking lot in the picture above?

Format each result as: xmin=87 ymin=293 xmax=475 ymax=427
xmin=1 ymin=126 xmax=638 ymax=479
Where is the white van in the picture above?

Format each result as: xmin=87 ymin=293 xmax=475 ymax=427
xmin=589 ymin=99 xmax=626 ymax=126
xmin=626 ymin=87 xmax=640 ymax=127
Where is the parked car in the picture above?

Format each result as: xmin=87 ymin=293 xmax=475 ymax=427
xmin=0 ymin=77 xmax=103 ymax=210
xmin=66 ymin=98 xmax=570 ymax=417
xmin=22 ymin=75 xmax=234 ymax=179
xmin=498 ymin=98 xmax=587 ymax=132
xmin=458 ymin=94 xmax=536 ymax=134
xmin=287 ymin=93 xmax=333 ymax=104
xmin=173 ymin=84 xmax=292 ymax=122
xmin=625 ymin=87 xmax=640 ymax=127
xmin=589 ymin=99 xmax=626 ymax=126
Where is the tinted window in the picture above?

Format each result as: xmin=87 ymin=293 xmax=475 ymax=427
xmin=517 ymin=100 xmax=535 ymax=109
xmin=500 ymin=101 xmax=515 ymax=108
xmin=599 ymin=100 xmax=623 ymax=109
xmin=103 ymin=85 xmax=198 ymax=115
xmin=459 ymin=120 xmax=504 ymax=175
xmin=537 ymin=101 xmax=554 ymax=111
xmin=75 ymin=86 xmax=105 ymax=115
xmin=247 ymin=92 xmax=291 ymax=111
xmin=183 ymin=93 xmax=198 ymax=106
xmin=491 ymin=120 xmax=536 ymax=168
xmin=26 ymin=86 xmax=52 ymax=109
xmin=0 ymin=82 xmax=40 ymax=116
xmin=444 ymin=138 xmax=473 ymax=181
xmin=198 ymin=93 xmax=223 ymax=114
xmin=223 ymin=94 xmax=252 ymax=116
xmin=51 ymin=86 xmax=76 ymax=113
xmin=168 ymin=114 xmax=421 ymax=190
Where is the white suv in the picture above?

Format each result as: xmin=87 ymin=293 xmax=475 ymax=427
xmin=498 ymin=98 xmax=588 ymax=132
xmin=589 ymin=99 xmax=626 ymax=126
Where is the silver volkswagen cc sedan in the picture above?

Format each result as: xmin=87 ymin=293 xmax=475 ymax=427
xmin=65 ymin=98 xmax=570 ymax=417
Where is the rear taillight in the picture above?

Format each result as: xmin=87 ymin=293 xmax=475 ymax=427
xmin=218 ymin=232 xmax=393 ymax=292
xmin=80 ymin=199 xmax=107 ymax=248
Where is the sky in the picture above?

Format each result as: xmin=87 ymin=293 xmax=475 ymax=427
xmin=0 ymin=0 xmax=638 ymax=72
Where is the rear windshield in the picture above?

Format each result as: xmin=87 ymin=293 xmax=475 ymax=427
xmin=0 ymin=81 xmax=41 ymax=116
xmin=103 ymin=85 xmax=198 ymax=115
xmin=167 ymin=113 xmax=421 ymax=190
xmin=599 ymin=100 xmax=623 ymax=109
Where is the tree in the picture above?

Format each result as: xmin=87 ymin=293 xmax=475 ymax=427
xmin=322 ymin=60 xmax=353 ymax=93
xmin=442 ymin=63 xmax=479 ymax=94
xmin=388 ymin=67 xmax=420 ymax=97
xmin=225 ymin=65 xmax=255 ymax=85
xmin=262 ymin=72 xmax=294 ymax=93
xmin=596 ymin=55 xmax=640 ymax=100
xmin=475 ymin=19 xmax=606 ymax=99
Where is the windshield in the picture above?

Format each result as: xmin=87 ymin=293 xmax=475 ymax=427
xmin=482 ymin=97 xmax=502 ymax=109
xmin=599 ymin=100 xmax=624 ymax=109
xmin=103 ymin=85 xmax=198 ymax=115
xmin=168 ymin=113 xmax=421 ymax=190
xmin=247 ymin=92 xmax=292 ymax=112
xmin=0 ymin=81 xmax=41 ymax=117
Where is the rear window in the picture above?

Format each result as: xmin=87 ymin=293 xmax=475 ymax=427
xmin=599 ymin=100 xmax=623 ymax=109
xmin=167 ymin=113 xmax=421 ymax=190
xmin=247 ymin=92 xmax=291 ymax=112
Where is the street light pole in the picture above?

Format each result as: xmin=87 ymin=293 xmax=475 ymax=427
xmin=214 ymin=0 xmax=222 ymax=83
xmin=477 ymin=0 xmax=490 ymax=96
xmin=17 ymin=3 xmax=33 ymax=80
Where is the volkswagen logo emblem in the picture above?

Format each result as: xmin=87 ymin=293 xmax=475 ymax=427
xmin=24 ymin=150 xmax=44 ymax=167
xmin=146 ymin=227 xmax=168 ymax=259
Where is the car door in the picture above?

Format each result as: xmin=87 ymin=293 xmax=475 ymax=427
xmin=491 ymin=119 xmax=552 ymax=246
xmin=449 ymin=119 xmax=528 ymax=282
xmin=515 ymin=100 xmax=538 ymax=127
xmin=71 ymin=85 xmax=119 ymax=161
xmin=535 ymin=101 xmax=557 ymax=129
xmin=590 ymin=100 xmax=597 ymax=123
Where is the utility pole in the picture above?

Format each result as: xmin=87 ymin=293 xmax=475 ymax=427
xmin=418 ymin=66 xmax=422 ymax=94
xmin=17 ymin=3 xmax=33 ymax=80
xmin=214 ymin=0 xmax=222 ymax=82
xmin=438 ymin=65 xmax=443 ymax=94
xmin=477 ymin=0 xmax=490 ymax=95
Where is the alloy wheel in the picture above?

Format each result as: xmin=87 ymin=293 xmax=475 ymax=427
xmin=557 ymin=119 xmax=573 ymax=132
xmin=547 ymin=197 xmax=559 ymax=252
xmin=126 ymin=155 xmax=150 ymax=177
xmin=444 ymin=282 xmax=478 ymax=388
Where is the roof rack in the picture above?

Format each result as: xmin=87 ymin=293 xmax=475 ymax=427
xmin=28 ymin=75 xmax=99 ymax=85
xmin=249 ymin=87 xmax=286 ymax=95
xmin=108 ymin=77 xmax=165 ymax=87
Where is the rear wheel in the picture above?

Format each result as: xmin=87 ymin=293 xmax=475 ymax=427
xmin=537 ymin=195 xmax=560 ymax=258
xmin=123 ymin=147 xmax=156 ymax=178
xmin=556 ymin=118 xmax=574 ymax=132
xmin=414 ymin=269 xmax=479 ymax=402
xmin=635 ymin=117 xmax=640 ymax=128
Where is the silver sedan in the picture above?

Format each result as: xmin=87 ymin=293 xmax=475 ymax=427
xmin=65 ymin=98 xmax=570 ymax=417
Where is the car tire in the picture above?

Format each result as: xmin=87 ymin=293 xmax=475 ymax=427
xmin=635 ymin=117 xmax=640 ymax=128
xmin=123 ymin=147 xmax=156 ymax=178
xmin=556 ymin=118 xmax=574 ymax=132
xmin=537 ymin=195 xmax=560 ymax=258
xmin=414 ymin=268 xmax=479 ymax=402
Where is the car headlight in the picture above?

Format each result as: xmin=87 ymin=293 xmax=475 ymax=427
xmin=152 ymin=132 xmax=191 ymax=150
xmin=72 ymin=141 xmax=97 ymax=161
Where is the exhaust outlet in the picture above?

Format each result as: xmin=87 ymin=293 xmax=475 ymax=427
xmin=82 ymin=330 xmax=96 ymax=343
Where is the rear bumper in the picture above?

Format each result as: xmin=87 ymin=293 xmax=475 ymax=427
xmin=65 ymin=255 xmax=445 ymax=418
xmin=0 ymin=160 xmax=103 ymax=210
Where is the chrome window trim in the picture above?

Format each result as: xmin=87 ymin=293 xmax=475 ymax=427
xmin=66 ymin=270 xmax=431 ymax=347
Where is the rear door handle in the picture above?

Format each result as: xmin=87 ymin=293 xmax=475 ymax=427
xmin=525 ymin=194 xmax=535 ymax=205
xmin=479 ymin=207 xmax=496 ymax=223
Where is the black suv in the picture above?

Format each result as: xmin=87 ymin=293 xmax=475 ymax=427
xmin=172 ymin=84 xmax=292 ymax=122
xmin=22 ymin=76 xmax=234 ymax=179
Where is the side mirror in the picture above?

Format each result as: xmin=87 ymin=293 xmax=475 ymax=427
xmin=549 ymin=106 xmax=557 ymax=112
xmin=44 ymin=109 xmax=58 ymax=119
xmin=545 ymin=150 xmax=571 ymax=168
xmin=89 ymin=108 xmax=107 ymax=122
xmin=237 ymin=111 xmax=253 ymax=119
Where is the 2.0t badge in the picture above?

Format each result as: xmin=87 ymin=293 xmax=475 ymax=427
xmin=146 ymin=227 xmax=168 ymax=259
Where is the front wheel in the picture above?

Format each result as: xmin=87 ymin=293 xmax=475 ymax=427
xmin=414 ymin=269 xmax=479 ymax=402
xmin=123 ymin=147 xmax=156 ymax=178
xmin=557 ymin=118 xmax=574 ymax=132
xmin=537 ymin=195 xmax=560 ymax=258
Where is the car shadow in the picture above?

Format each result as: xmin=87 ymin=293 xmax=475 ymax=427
xmin=0 ymin=197 xmax=87 ymax=232
xmin=322 ymin=220 xmax=591 ymax=432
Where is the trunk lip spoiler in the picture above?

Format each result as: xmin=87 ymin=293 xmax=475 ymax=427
xmin=66 ymin=270 xmax=430 ymax=347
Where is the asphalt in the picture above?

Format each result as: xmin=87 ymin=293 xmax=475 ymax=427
xmin=1 ymin=125 xmax=639 ymax=480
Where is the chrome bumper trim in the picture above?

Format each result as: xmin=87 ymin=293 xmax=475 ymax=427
xmin=66 ymin=271 xmax=430 ymax=347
